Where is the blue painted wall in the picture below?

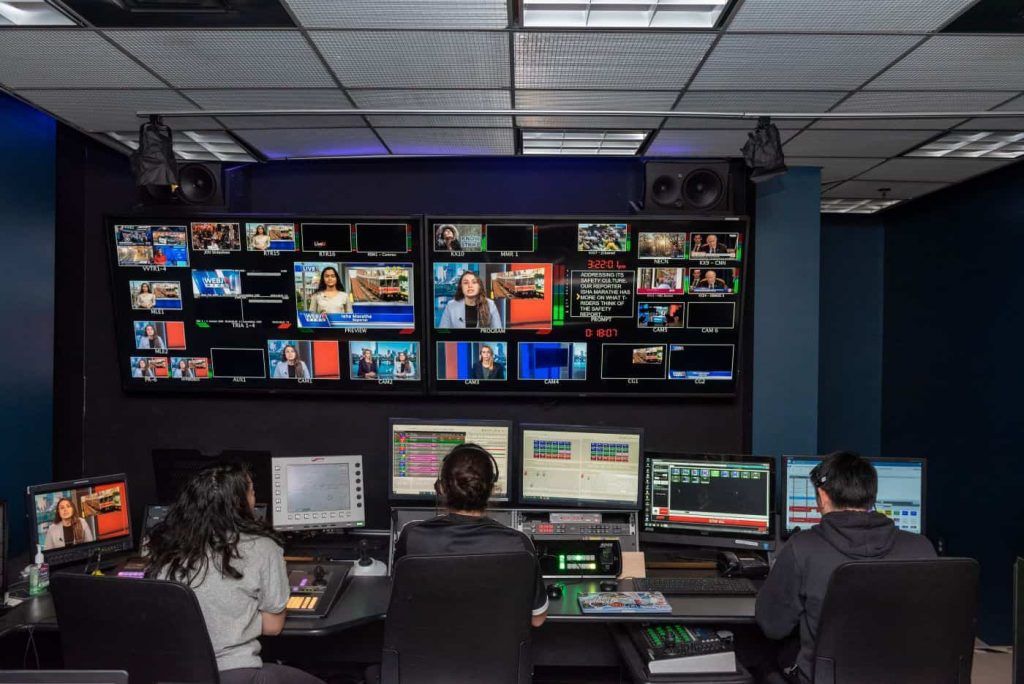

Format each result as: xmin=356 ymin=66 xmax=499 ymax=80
xmin=751 ymin=167 xmax=822 ymax=457
xmin=0 ymin=93 xmax=55 ymax=554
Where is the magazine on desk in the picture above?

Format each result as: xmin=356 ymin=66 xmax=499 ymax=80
xmin=578 ymin=591 xmax=671 ymax=614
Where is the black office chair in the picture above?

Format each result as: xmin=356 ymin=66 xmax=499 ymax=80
xmin=51 ymin=573 xmax=220 ymax=684
xmin=812 ymin=558 xmax=979 ymax=684
xmin=368 ymin=552 xmax=536 ymax=684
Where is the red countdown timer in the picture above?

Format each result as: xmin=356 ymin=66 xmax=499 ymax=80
xmin=584 ymin=328 xmax=619 ymax=338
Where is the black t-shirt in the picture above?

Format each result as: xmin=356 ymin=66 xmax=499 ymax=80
xmin=394 ymin=513 xmax=548 ymax=615
xmin=464 ymin=303 xmax=479 ymax=328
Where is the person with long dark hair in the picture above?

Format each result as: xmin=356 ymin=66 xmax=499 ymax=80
xmin=138 ymin=324 xmax=165 ymax=350
xmin=273 ymin=344 xmax=309 ymax=379
xmin=43 ymin=497 xmax=94 ymax=550
xmin=438 ymin=271 xmax=501 ymax=329
xmin=308 ymin=266 xmax=352 ymax=315
xmin=146 ymin=463 xmax=323 ymax=684
xmin=392 ymin=350 xmax=416 ymax=379
xmin=393 ymin=444 xmax=547 ymax=627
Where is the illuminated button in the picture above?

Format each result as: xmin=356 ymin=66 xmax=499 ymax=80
xmin=304 ymin=514 xmax=310 ymax=519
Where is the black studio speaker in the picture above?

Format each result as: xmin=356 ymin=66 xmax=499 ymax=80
xmin=139 ymin=162 xmax=225 ymax=207
xmin=643 ymin=160 xmax=747 ymax=216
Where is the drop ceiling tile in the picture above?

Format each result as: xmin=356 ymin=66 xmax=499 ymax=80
xmin=516 ymin=115 xmax=662 ymax=129
xmin=233 ymin=128 xmax=387 ymax=159
xmin=869 ymin=36 xmax=1024 ymax=91
xmin=824 ymin=180 xmax=948 ymax=200
xmin=515 ymin=32 xmax=716 ymax=90
xmin=349 ymin=89 xmax=510 ymax=127
xmin=105 ymin=30 xmax=335 ymax=88
xmin=311 ymin=31 xmax=509 ymax=88
xmin=957 ymin=94 xmax=1024 ymax=130
xmin=783 ymin=129 xmax=938 ymax=157
xmin=220 ymin=115 xmax=366 ymax=129
xmin=646 ymin=128 xmax=794 ymax=157
xmin=13 ymin=89 xmax=214 ymax=132
xmin=0 ymin=30 xmax=163 ymax=89
xmin=182 ymin=89 xmax=354 ymax=110
xmin=728 ymin=0 xmax=978 ymax=32
xmin=834 ymin=90 xmax=1016 ymax=113
xmin=812 ymin=118 xmax=966 ymax=130
xmin=690 ymin=34 xmax=921 ymax=91
xmin=666 ymin=117 xmax=811 ymax=129
xmin=281 ymin=0 xmax=508 ymax=29
xmin=676 ymin=90 xmax=845 ymax=112
xmin=856 ymin=157 xmax=1011 ymax=183
xmin=376 ymin=127 xmax=514 ymax=155
xmin=786 ymin=157 xmax=886 ymax=183
xmin=516 ymin=90 xmax=679 ymax=110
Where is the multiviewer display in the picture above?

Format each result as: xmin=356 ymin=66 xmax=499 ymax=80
xmin=428 ymin=217 xmax=746 ymax=396
xmin=109 ymin=217 xmax=424 ymax=394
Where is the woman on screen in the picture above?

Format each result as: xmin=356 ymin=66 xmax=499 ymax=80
xmin=132 ymin=358 xmax=154 ymax=379
xmin=138 ymin=324 xmax=165 ymax=350
xmin=43 ymin=497 xmax=95 ymax=550
xmin=173 ymin=359 xmax=195 ymax=379
xmin=273 ymin=344 xmax=309 ymax=380
xmin=146 ymin=463 xmax=323 ymax=684
xmin=307 ymin=266 xmax=352 ymax=315
xmin=135 ymin=282 xmax=156 ymax=309
xmin=250 ymin=224 xmax=271 ymax=251
xmin=356 ymin=348 xmax=378 ymax=379
xmin=471 ymin=344 xmax=504 ymax=380
xmin=439 ymin=271 xmax=501 ymax=329
xmin=393 ymin=350 xmax=416 ymax=380
xmin=435 ymin=224 xmax=462 ymax=251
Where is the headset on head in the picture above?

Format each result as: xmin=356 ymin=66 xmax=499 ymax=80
xmin=434 ymin=442 xmax=500 ymax=497
xmin=809 ymin=462 xmax=828 ymax=489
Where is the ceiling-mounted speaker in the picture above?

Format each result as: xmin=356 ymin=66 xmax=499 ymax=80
xmin=643 ymin=160 xmax=747 ymax=216
xmin=138 ymin=162 xmax=225 ymax=207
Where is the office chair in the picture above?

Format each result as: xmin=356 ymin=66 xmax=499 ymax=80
xmin=51 ymin=573 xmax=220 ymax=684
xmin=368 ymin=552 xmax=536 ymax=684
xmin=812 ymin=558 xmax=979 ymax=684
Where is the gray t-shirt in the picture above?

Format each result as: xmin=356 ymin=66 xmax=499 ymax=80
xmin=166 ymin=535 xmax=289 ymax=672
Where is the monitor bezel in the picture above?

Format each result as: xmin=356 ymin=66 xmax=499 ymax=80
xmin=25 ymin=473 xmax=134 ymax=568
xmin=781 ymin=454 xmax=928 ymax=538
xmin=640 ymin=452 xmax=777 ymax=552
xmin=271 ymin=455 xmax=366 ymax=531
xmin=388 ymin=417 xmax=515 ymax=503
xmin=0 ymin=498 xmax=7 ymax=601
xmin=517 ymin=423 xmax=645 ymax=510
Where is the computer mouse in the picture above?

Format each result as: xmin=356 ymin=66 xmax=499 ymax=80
xmin=546 ymin=584 xmax=563 ymax=600
xmin=599 ymin=580 xmax=619 ymax=592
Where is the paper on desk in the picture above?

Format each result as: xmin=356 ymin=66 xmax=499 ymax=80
xmin=619 ymin=551 xmax=646 ymax=579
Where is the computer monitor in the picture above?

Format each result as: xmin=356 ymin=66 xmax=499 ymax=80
xmin=270 ymin=455 xmax=365 ymax=531
xmin=389 ymin=419 xmax=512 ymax=502
xmin=641 ymin=453 xmax=775 ymax=551
xmin=26 ymin=474 xmax=133 ymax=567
xmin=1 ymin=499 xmax=7 ymax=601
xmin=1014 ymin=557 xmax=1023 ymax=684
xmin=518 ymin=424 xmax=643 ymax=509
xmin=782 ymin=456 xmax=926 ymax=535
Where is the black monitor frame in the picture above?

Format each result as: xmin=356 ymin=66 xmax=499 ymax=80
xmin=388 ymin=418 xmax=515 ymax=504
xmin=517 ymin=423 xmax=645 ymax=510
xmin=640 ymin=452 xmax=776 ymax=552
xmin=0 ymin=498 xmax=6 ymax=602
xmin=781 ymin=455 xmax=928 ymax=537
xmin=1015 ymin=557 xmax=1023 ymax=684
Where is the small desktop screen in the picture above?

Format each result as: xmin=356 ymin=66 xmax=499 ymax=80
xmin=519 ymin=424 xmax=643 ymax=509
xmin=783 ymin=456 xmax=925 ymax=534
xmin=642 ymin=455 xmax=773 ymax=545
xmin=27 ymin=474 xmax=133 ymax=567
xmin=271 ymin=455 xmax=365 ymax=531
xmin=390 ymin=419 xmax=512 ymax=501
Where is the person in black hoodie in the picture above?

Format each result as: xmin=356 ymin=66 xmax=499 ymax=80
xmin=755 ymin=451 xmax=935 ymax=683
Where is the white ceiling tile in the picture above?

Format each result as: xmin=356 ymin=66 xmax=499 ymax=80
xmin=182 ymin=89 xmax=353 ymax=110
xmin=516 ymin=90 xmax=679 ymax=110
xmin=13 ymin=89 xmax=212 ymax=132
xmin=220 ymin=115 xmax=366 ymax=129
xmin=281 ymin=0 xmax=508 ymax=29
xmin=666 ymin=117 xmax=813 ymax=129
xmin=105 ymin=30 xmax=335 ymax=88
xmin=676 ymin=90 xmax=845 ymax=113
xmin=0 ymin=30 xmax=164 ymax=88
xmin=824 ymin=180 xmax=948 ymax=200
xmin=728 ymin=0 xmax=978 ymax=32
xmin=516 ymin=115 xmax=662 ymax=129
xmin=515 ymin=32 xmax=716 ymax=90
xmin=233 ymin=128 xmax=388 ymax=159
xmin=376 ymin=127 xmax=514 ymax=155
xmin=786 ymin=157 xmax=886 ymax=183
xmin=957 ymin=94 xmax=1024 ymax=129
xmin=311 ymin=31 xmax=509 ymax=88
xmin=869 ymin=36 xmax=1024 ymax=91
xmin=783 ymin=129 xmax=939 ymax=157
xmin=690 ymin=34 xmax=921 ymax=91
xmin=856 ymin=157 xmax=1011 ymax=183
xmin=349 ymin=89 xmax=510 ymax=127
xmin=812 ymin=118 xmax=966 ymax=130
xmin=833 ymin=90 xmax=1017 ymax=113
xmin=646 ymin=129 xmax=777 ymax=157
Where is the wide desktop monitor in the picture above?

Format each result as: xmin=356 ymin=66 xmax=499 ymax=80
xmin=641 ymin=453 xmax=775 ymax=551
xmin=26 ymin=474 xmax=133 ymax=567
xmin=783 ymin=456 xmax=926 ymax=535
xmin=518 ymin=424 xmax=643 ymax=509
xmin=270 ymin=455 xmax=365 ymax=532
xmin=389 ymin=419 xmax=513 ymax=502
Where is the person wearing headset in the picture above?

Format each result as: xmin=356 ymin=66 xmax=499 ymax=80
xmin=392 ymin=443 xmax=548 ymax=627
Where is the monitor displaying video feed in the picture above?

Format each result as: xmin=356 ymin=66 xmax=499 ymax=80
xmin=519 ymin=424 xmax=643 ymax=509
xmin=270 ymin=455 xmax=365 ymax=531
xmin=109 ymin=215 xmax=425 ymax=395
xmin=27 ymin=473 xmax=133 ymax=567
xmin=427 ymin=216 xmax=746 ymax=397
xmin=389 ymin=419 xmax=512 ymax=502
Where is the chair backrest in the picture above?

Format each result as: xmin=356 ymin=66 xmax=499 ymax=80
xmin=382 ymin=552 xmax=536 ymax=684
xmin=813 ymin=558 xmax=979 ymax=684
xmin=51 ymin=574 xmax=219 ymax=684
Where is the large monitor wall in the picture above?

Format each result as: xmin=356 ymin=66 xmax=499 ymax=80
xmin=109 ymin=214 xmax=747 ymax=397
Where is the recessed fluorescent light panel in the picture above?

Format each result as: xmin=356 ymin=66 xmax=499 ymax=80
xmin=521 ymin=0 xmax=730 ymax=29
xmin=522 ymin=130 xmax=648 ymax=155
xmin=821 ymin=199 xmax=901 ymax=214
xmin=906 ymin=132 xmax=1024 ymax=160
xmin=107 ymin=131 xmax=254 ymax=163
xmin=0 ymin=0 xmax=75 ymax=25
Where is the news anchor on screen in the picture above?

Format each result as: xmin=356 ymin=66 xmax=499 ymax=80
xmin=43 ymin=498 xmax=95 ymax=549
xmin=249 ymin=224 xmax=271 ymax=251
xmin=693 ymin=270 xmax=728 ymax=292
xmin=273 ymin=345 xmax=309 ymax=379
xmin=306 ymin=266 xmax=352 ymax=315
xmin=132 ymin=358 xmax=154 ymax=378
xmin=439 ymin=271 xmax=502 ymax=329
xmin=694 ymin=234 xmax=733 ymax=256
xmin=393 ymin=351 xmax=416 ymax=379
xmin=138 ymin=324 xmax=165 ymax=349
xmin=356 ymin=348 xmax=378 ymax=379
xmin=471 ymin=344 xmax=505 ymax=380
xmin=172 ymin=359 xmax=194 ymax=379
xmin=135 ymin=282 xmax=155 ymax=309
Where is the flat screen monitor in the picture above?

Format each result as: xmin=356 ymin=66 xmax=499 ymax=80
xmin=0 ymin=499 xmax=6 ymax=600
xmin=783 ymin=456 xmax=926 ymax=535
xmin=1015 ymin=557 xmax=1023 ymax=684
xmin=389 ymin=419 xmax=512 ymax=502
xmin=518 ymin=424 xmax=643 ymax=509
xmin=270 ymin=455 xmax=365 ymax=531
xmin=641 ymin=453 xmax=775 ymax=551
xmin=26 ymin=474 xmax=133 ymax=568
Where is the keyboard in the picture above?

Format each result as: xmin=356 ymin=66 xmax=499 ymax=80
xmin=632 ymin=577 xmax=758 ymax=596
